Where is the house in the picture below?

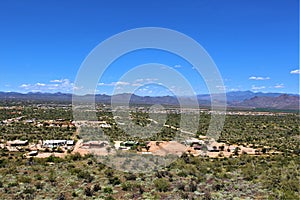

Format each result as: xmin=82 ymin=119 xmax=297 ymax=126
xmin=118 ymin=146 xmax=130 ymax=150
xmin=82 ymin=141 xmax=108 ymax=148
xmin=184 ymin=139 xmax=204 ymax=146
xmin=207 ymin=146 xmax=220 ymax=152
xmin=66 ymin=140 xmax=74 ymax=146
xmin=7 ymin=140 xmax=28 ymax=146
xmin=193 ymin=145 xmax=202 ymax=150
xmin=115 ymin=141 xmax=139 ymax=150
xmin=25 ymin=119 xmax=34 ymax=124
xmin=122 ymin=141 xmax=139 ymax=147
xmin=43 ymin=140 xmax=71 ymax=148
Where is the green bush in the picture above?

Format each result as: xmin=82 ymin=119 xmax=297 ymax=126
xmin=154 ymin=178 xmax=170 ymax=192
xmin=121 ymin=182 xmax=133 ymax=191
xmin=84 ymin=186 xmax=93 ymax=196
xmin=8 ymin=182 xmax=19 ymax=187
xmin=18 ymin=175 xmax=32 ymax=183
xmin=103 ymin=187 xmax=113 ymax=194
xmin=108 ymin=176 xmax=121 ymax=186
xmin=77 ymin=170 xmax=94 ymax=183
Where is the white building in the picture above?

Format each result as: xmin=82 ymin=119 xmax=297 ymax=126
xmin=43 ymin=140 xmax=74 ymax=148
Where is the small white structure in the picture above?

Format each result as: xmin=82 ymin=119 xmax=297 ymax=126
xmin=28 ymin=151 xmax=38 ymax=156
xmin=184 ymin=138 xmax=204 ymax=146
xmin=100 ymin=124 xmax=111 ymax=128
xmin=66 ymin=140 xmax=74 ymax=146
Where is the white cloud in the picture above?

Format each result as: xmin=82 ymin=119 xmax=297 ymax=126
xmin=216 ymin=85 xmax=227 ymax=91
xmin=290 ymin=69 xmax=300 ymax=74
xmin=36 ymin=83 xmax=46 ymax=87
xmin=229 ymin=88 xmax=239 ymax=91
xmin=19 ymin=79 xmax=74 ymax=93
xmin=98 ymin=79 xmax=159 ymax=87
xmin=274 ymin=83 xmax=284 ymax=89
xmin=115 ymin=81 xmax=130 ymax=86
xmin=174 ymin=64 xmax=182 ymax=68
xmin=135 ymin=78 xmax=158 ymax=83
xmin=20 ymin=84 xmax=31 ymax=89
xmin=249 ymin=76 xmax=270 ymax=80
xmin=251 ymin=85 xmax=265 ymax=90
xmin=50 ymin=79 xmax=63 ymax=83
xmin=98 ymin=81 xmax=130 ymax=86
xmin=132 ymin=83 xmax=143 ymax=87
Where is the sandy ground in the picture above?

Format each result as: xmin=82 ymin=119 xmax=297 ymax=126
xmin=72 ymin=139 xmax=114 ymax=156
xmin=35 ymin=152 xmax=66 ymax=158
xmin=142 ymin=141 xmax=187 ymax=156
xmin=31 ymin=138 xmax=265 ymax=159
xmin=71 ymin=139 xmax=90 ymax=156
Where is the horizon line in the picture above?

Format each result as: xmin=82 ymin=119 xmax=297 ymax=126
xmin=0 ymin=90 xmax=299 ymax=97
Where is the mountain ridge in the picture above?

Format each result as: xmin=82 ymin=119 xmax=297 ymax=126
xmin=0 ymin=91 xmax=299 ymax=110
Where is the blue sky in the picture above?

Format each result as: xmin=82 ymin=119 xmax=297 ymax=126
xmin=0 ymin=0 xmax=299 ymax=95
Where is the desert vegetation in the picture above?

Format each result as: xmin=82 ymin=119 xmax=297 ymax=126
xmin=0 ymin=103 xmax=299 ymax=199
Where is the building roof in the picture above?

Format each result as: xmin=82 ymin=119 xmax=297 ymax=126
xmin=7 ymin=140 xmax=28 ymax=145
xmin=66 ymin=140 xmax=74 ymax=145
xmin=43 ymin=140 xmax=67 ymax=144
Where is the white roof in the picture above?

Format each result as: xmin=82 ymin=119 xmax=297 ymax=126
xmin=66 ymin=140 xmax=74 ymax=144
xmin=43 ymin=140 xmax=66 ymax=144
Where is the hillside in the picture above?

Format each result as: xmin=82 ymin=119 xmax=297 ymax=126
xmin=233 ymin=94 xmax=300 ymax=110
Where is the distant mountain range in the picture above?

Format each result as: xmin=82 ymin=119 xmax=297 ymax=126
xmin=231 ymin=94 xmax=300 ymax=110
xmin=0 ymin=91 xmax=299 ymax=110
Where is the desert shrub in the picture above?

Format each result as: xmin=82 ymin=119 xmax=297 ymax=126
xmin=104 ymin=196 xmax=116 ymax=200
xmin=154 ymin=178 xmax=170 ymax=192
xmin=93 ymin=183 xmax=101 ymax=192
xmin=125 ymin=173 xmax=136 ymax=181
xmin=241 ymin=163 xmax=256 ymax=181
xmin=108 ymin=176 xmax=121 ymax=186
xmin=84 ymin=186 xmax=93 ymax=196
xmin=68 ymin=167 xmax=81 ymax=175
xmin=87 ymin=159 xmax=93 ymax=165
xmin=72 ymin=191 xmax=78 ymax=197
xmin=155 ymin=170 xmax=172 ymax=178
xmin=0 ymin=158 xmax=7 ymax=167
xmin=203 ymin=192 xmax=212 ymax=200
xmin=4 ymin=166 xmax=17 ymax=174
xmin=56 ymin=147 xmax=64 ymax=153
xmin=18 ymin=175 xmax=32 ymax=183
xmin=70 ymin=152 xmax=82 ymax=161
xmin=8 ymin=182 xmax=19 ymax=187
xmin=46 ymin=155 xmax=62 ymax=163
xmin=23 ymin=186 xmax=35 ymax=194
xmin=176 ymin=182 xmax=185 ymax=191
xmin=104 ymin=169 xmax=114 ymax=177
xmin=121 ymin=182 xmax=133 ymax=191
xmin=103 ymin=187 xmax=113 ymax=194
xmin=77 ymin=170 xmax=94 ymax=183
xmin=35 ymin=182 xmax=44 ymax=190
xmin=48 ymin=170 xmax=56 ymax=183
xmin=56 ymin=193 xmax=66 ymax=200
xmin=188 ymin=181 xmax=197 ymax=192
xmin=97 ymin=162 xmax=106 ymax=171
